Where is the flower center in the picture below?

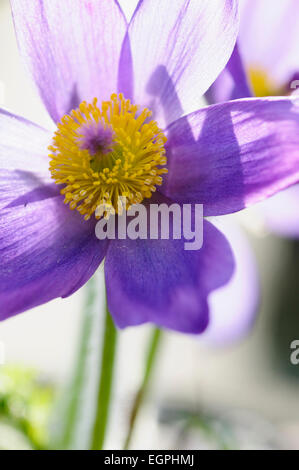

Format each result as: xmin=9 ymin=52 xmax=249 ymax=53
xmin=49 ymin=93 xmax=168 ymax=220
xmin=248 ymin=66 xmax=282 ymax=97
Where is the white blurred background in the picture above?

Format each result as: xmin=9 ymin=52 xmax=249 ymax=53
xmin=1 ymin=0 xmax=299 ymax=450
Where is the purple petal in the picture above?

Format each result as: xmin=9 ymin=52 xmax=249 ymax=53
xmin=205 ymin=43 xmax=253 ymax=104
xmin=104 ymin=199 xmax=234 ymax=334
xmin=0 ymin=110 xmax=107 ymax=320
xmin=202 ymin=218 xmax=259 ymax=346
xmin=127 ymin=0 xmax=239 ymax=127
xmin=10 ymin=0 xmax=127 ymax=122
xmin=239 ymin=0 xmax=299 ymax=90
xmin=258 ymin=185 xmax=299 ymax=238
xmin=0 ymin=108 xmax=51 ymax=176
xmin=162 ymin=97 xmax=299 ymax=216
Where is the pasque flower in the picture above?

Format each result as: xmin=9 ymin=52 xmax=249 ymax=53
xmin=1 ymin=0 xmax=299 ymax=334
xmin=207 ymin=0 xmax=299 ymax=238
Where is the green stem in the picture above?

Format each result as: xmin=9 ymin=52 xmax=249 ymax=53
xmin=123 ymin=328 xmax=162 ymax=450
xmin=60 ymin=277 xmax=97 ymax=449
xmin=91 ymin=300 xmax=118 ymax=450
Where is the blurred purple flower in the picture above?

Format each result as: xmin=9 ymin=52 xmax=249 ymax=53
xmin=207 ymin=0 xmax=299 ymax=238
xmin=1 ymin=0 xmax=299 ymax=334
xmin=202 ymin=218 xmax=259 ymax=346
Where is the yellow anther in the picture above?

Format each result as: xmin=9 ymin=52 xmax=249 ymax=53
xmin=248 ymin=66 xmax=282 ymax=97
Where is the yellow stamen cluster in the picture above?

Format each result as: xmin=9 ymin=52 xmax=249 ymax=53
xmin=248 ymin=67 xmax=281 ymax=97
xmin=49 ymin=93 xmax=168 ymax=220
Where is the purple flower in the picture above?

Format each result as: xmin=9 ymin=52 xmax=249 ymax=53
xmin=201 ymin=218 xmax=259 ymax=346
xmin=238 ymin=0 xmax=299 ymax=98
xmin=207 ymin=0 xmax=299 ymax=238
xmin=1 ymin=0 xmax=299 ymax=335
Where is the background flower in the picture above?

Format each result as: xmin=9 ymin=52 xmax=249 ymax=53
xmin=206 ymin=0 xmax=299 ymax=238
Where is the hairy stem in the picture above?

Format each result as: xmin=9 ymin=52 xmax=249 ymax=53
xmin=124 ymin=328 xmax=162 ymax=450
xmin=91 ymin=300 xmax=118 ymax=450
